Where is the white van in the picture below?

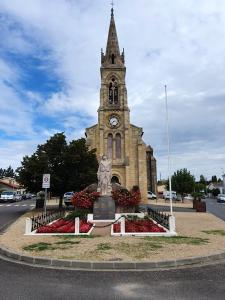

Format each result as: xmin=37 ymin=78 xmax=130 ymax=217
xmin=163 ymin=191 xmax=177 ymax=200
xmin=0 ymin=191 xmax=17 ymax=202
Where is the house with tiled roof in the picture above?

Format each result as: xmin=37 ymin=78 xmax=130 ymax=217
xmin=0 ymin=177 xmax=24 ymax=194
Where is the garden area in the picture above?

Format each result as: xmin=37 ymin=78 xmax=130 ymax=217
xmin=1 ymin=210 xmax=225 ymax=262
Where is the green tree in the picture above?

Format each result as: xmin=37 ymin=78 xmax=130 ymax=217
xmin=199 ymin=174 xmax=206 ymax=184
xmin=211 ymin=188 xmax=220 ymax=197
xmin=211 ymin=175 xmax=218 ymax=182
xmin=169 ymin=168 xmax=195 ymax=201
xmin=194 ymin=182 xmax=206 ymax=194
xmin=195 ymin=174 xmax=207 ymax=195
xmin=0 ymin=166 xmax=15 ymax=178
xmin=16 ymin=133 xmax=98 ymax=208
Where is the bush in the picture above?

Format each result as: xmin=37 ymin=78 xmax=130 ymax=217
xmin=64 ymin=210 xmax=88 ymax=220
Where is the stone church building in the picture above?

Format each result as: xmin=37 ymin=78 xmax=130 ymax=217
xmin=86 ymin=8 xmax=157 ymax=202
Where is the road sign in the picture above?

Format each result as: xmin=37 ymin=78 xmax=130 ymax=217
xmin=42 ymin=174 xmax=50 ymax=189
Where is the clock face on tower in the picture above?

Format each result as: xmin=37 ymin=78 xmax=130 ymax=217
xmin=109 ymin=115 xmax=119 ymax=127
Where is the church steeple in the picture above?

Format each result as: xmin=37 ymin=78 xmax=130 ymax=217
xmin=101 ymin=7 xmax=125 ymax=67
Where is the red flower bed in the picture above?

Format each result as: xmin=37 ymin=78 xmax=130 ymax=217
xmin=113 ymin=219 xmax=166 ymax=233
xmin=71 ymin=191 xmax=100 ymax=209
xmin=112 ymin=190 xmax=141 ymax=207
xmin=36 ymin=219 xmax=92 ymax=234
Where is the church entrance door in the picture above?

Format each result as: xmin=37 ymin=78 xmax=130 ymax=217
xmin=111 ymin=176 xmax=120 ymax=184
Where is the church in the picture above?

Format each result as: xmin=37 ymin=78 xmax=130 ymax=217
xmin=85 ymin=8 xmax=157 ymax=202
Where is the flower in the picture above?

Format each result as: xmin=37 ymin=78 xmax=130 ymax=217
xmin=71 ymin=191 xmax=100 ymax=209
xmin=113 ymin=219 xmax=166 ymax=233
xmin=36 ymin=219 xmax=93 ymax=234
xmin=111 ymin=190 xmax=141 ymax=207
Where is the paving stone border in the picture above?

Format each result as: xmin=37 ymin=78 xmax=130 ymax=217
xmin=1 ymin=244 xmax=225 ymax=270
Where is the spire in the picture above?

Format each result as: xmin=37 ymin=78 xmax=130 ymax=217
xmin=106 ymin=7 xmax=120 ymax=58
xmin=101 ymin=5 xmax=124 ymax=67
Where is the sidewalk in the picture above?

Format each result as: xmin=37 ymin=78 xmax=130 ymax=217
xmin=147 ymin=198 xmax=194 ymax=208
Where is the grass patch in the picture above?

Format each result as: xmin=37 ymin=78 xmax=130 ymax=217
xmin=112 ymin=236 xmax=209 ymax=259
xmin=23 ymin=240 xmax=81 ymax=252
xmin=96 ymin=243 xmax=112 ymax=251
xmin=202 ymin=230 xmax=225 ymax=236
xmin=116 ymin=242 xmax=162 ymax=252
xmin=23 ymin=242 xmax=54 ymax=252
xmin=114 ymin=242 xmax=162 ymax=259
xmin=143 ymin=236 xmax=209 ymax=245
xmin=56 ymin=234 xmax=99 ymax=240
xmin=55 ymin=240 xmax=80 ymax=245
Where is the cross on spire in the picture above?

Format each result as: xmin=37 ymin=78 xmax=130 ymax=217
xmin=111 ymin=0 xmax=114 ymax=16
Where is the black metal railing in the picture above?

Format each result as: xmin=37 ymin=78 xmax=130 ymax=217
xmin=31 ymin=210 xmax=65 ymax=232
xmin=147 ymin=207 xmax=169 ymax=229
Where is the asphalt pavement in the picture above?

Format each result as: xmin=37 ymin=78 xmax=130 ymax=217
xmin=0 ymin=256 xmax=225 ymax=300
xmin=143 ymin=197 xmax=225 ymax=222
xmin=204 ymin=197 xmax=225 ymax=221
xmin=0 ymin=198 xmax=36 ymax=233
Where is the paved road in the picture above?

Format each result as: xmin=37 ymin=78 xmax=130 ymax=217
xmin=142 ymin=204 xmax=195 ymax=213
xmin=0 ymin=198 xmax=36 ymax=233
xmin=0 ymin=257 xmax=225 ymax=300
xmin=142 ymin=198 xmax=225 ymax=222
xmin=204 ymin=197 xmax=225 ymax=221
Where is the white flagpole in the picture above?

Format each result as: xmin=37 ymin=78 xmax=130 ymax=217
xmin=165 ymin=85 xmax=173 ymax=216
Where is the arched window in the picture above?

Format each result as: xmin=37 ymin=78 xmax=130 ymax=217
xmin=115 ymin=133 xmax=121 ymax=159
xmin=107 ymin=133 xmax=113 ymax=159
xmin=108 ymin=77 xmax=118 ymax=105
xmin=111 ymin=53 xmax=115 ymax=64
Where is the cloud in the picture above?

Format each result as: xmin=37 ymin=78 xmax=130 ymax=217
xmin=0 ymin=0 xmax=225 ymax=180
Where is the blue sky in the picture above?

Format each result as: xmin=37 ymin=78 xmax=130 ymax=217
xmin=0 ymin=0 xmax=225 ymax=180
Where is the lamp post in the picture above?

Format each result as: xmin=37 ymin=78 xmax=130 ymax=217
xmin=164 ymin=85 xmax=173 ymax=216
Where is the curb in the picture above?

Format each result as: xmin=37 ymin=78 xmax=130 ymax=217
xmin=1 ymin=245 xmax=225 ymax=271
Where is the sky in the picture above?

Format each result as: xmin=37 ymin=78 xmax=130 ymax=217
xmin=0 ymin=0 xmax=225 ymax=181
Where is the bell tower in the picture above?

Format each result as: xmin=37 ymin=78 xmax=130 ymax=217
xmin=86 ymin=8 xmax=157 ymax=202
xmin=98 ymin=7 xmax=130 ymax=184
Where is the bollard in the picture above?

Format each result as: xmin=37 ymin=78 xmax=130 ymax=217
xmin=169 ymin=215 xmax=176 ymax=232
xmin=25 ymin=218 xmax=32 ymax=234
xmin=75 ymin=217 xmax=80 ymax=235
xmin=121 ymin=217 xmax=125 ymax=234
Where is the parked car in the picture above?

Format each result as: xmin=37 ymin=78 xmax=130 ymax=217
xmin=164 ymin=191 xmax=177 ymax=201
xmin=21 ymin=194 xmax=27 ymax=200
xmin=0 ymin=191 xmax=17 ymax=202
xmin=15 ymin=194 xmax=22 ymax=201
xmin=184 ymin=194 xmax=194 ymax=201
xmin=217 ymin=194 xmax=225 ymax=203
xmin=25 ymin=193 xmax=33 ymax=199
xmin=63 ymin=192 xmax=75 ymax=207
xmin=147 ymin=191 xmax=157 ymax=199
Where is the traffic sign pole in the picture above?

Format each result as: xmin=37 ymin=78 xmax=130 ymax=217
xmin=44 ymin=188 xmax=47 ymax=215
xmin=42 ymin=174 xmax=50 ymax=215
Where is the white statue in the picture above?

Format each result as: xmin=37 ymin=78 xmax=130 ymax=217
xmin=97 ymin=154 xmax=112 ymax=196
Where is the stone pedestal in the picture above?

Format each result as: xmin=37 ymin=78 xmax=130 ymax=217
xmin=93 ymin=196 xmax=115 ymax=220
